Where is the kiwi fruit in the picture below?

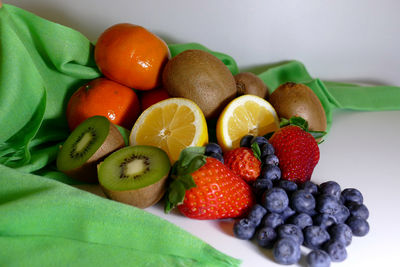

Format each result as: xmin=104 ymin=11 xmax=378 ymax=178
xmin=269 ymin=82 xmax=327 ymax=132
xmin=162 ymin=49 xmax=237 ymax=119
xmin=234 ymin=72 xmax=269 ymax=99
xmin=97 ymin=145 xmax=171 ymax=209
xmin=56 ymin=116 xmax=125 ymax=183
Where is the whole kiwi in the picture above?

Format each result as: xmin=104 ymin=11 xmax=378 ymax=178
xmin=269 ymin=82 xmax=327 ymax=132
xmin=162 ymin=49 xmax=237 ymax=119
xmin=234 ymin=72 xmax=269 ymax=99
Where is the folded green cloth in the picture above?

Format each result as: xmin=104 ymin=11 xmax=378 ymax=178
xmin=1 ymin=3 xmax=399 ymax=267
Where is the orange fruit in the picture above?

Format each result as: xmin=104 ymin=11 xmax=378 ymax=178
xmin=66 ymin=77 xmax=141 ymax=131
xmin=139 ymin=87 xmax=170 ymax=111
xmin=94 ymin=23 xmax=170 ymax=91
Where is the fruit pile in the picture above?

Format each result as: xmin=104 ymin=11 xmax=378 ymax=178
xmin=55 ymin=22 xmax=370 ymax=266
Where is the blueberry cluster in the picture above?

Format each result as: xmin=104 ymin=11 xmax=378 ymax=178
xmin=233 ymin=137 xmax=370 ymax=267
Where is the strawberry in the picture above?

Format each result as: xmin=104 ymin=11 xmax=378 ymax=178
xmin=268 ymin=117 xmax=325 ymax=184
xmin=224 ymin=147 xmax=261 ymax=183
xmin=165 ymin=147 xmax=255 ymax=220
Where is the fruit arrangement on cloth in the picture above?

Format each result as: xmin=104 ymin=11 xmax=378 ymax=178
xmin=56 ymin=22 xmax=370 ymax=266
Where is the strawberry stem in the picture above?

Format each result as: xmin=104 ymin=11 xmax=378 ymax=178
xmin=277 ymin=116 xmax=327 ymax=142
xmin=164 ymin=146 xmax=207 ymax=213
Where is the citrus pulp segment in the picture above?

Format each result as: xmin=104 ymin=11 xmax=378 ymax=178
xmin=129 ymin=98 xmax=208 ymax=163
xmin=216 ymin=95 xmax=280 ymax=151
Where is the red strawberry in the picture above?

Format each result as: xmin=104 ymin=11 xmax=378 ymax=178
xmin=165 ymin=147 xmax=255 ymax=220
xmin=224 ymin=147 xmax=261 ymax=183
xmin=269 ymin=124 xmax=320 ymax=184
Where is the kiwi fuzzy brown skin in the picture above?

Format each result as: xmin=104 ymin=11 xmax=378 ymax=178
xmin=234 ymin=72 xmax=269 ymax=99
xmin=101 ymin=175 xmax=168 ymax=209
xmin=162 ymin=49 xmax=237 ymax=119
xmin=269 ymin=82 xmax=327 ymax=132
xmin=58 ymin=122 xmax=125 ymax=183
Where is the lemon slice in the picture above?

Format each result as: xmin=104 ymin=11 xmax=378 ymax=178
xmin=129 ymin=98 xmax=208 ymax=163
xmin=216 ymin=94 xmax=279 ymax=152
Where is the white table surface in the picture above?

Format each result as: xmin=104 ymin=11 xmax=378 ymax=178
xmin=5 ymin=1 xmax=400 ymax=266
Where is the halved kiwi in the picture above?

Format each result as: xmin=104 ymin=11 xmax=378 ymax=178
xmin=56 ymin=116 xmax=125 ymax=183
xmin=98 ymin=145 xmax=171 ymax=209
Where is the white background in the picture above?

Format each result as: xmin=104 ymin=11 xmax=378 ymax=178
xmin=6 ymin=0 xmax=400 ymax=266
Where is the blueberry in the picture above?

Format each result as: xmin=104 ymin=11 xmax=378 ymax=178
xmin=256 ymin=226 xmax=278 ymax=248
xmin=341 ymin=188 xmax=363 ymax=205
xmin=346 ymin=202 xmax=369 ymax=220
xmin=259 ymin=164 xmax=281 ymax=180
xmin=204 ymin=142 xmax=222 ymax=156
xmin=262 ymin=154 xmax=279 ymax=166
xmin=276 ymin=180 xmax=298 ymax=194
xmin=323 ymin=240 xmax=347 ymax=262
xmin=251 ymin=136 xmax=269 ymax=148
xmin=207 ymin=152 xmax=224 ymax=164
xmin=273 ymin=237 xmax=301 ymax=265
xmin=260 ymin=142 xmax=275 ymax=157
xmin=346 ymin=216 xmax=370 ymax=237
xmin=277 ymin=224 xmax=304 ymax=245
xmin=252 ymin=178 xmax=273 ymax=201
xmin=333 ymin=204 xmax=350 ymax=224
xmin=262 ymin=187 xmax=289 ymax=213
xmin=279 ymin=206 xmax=297 ymax=221
xmin=291 ymin=189 xmax=316 ymax=214
xmin=317 ymin=194 xmax=341 ymax=216
xmin=246 ymin=204 xmax=267 ymax=227
xmin=290 ymin=213 xmax=313 ymax=230
xmin=301 ymin=181 xmax=319 ymax=195
xmin=303 ymin=225 xmax=331 ymax=249
xmin=329 ymin=223 xmax=352 ymax=247
xmin=239 ymin=135 xmax=254 ymax=148
xmin=233 ymin=218 xmax=256 ymax=240
xmin=262 ymin=212 xmax=284 ymax=229
xmin=307 ymin=249 xmax=331 ymax=267
xmin=313 ymin=213 xmax=338 ymax=230
xmin=319 ymin=181 xmax=341 ymax=200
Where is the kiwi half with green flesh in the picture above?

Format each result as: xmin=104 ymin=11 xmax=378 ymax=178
xmin=234 ymin=72 xmax=269 ymax=99
xmin=56 ymin=116 xmax=125 ymax=183
xmin=98 ymin=145 xmax=171 ymax=209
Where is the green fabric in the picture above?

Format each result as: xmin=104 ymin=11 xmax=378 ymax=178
xmin=1 ymin=3 xmax=400 ymax=267
xmin=256 ymin=60 xmax=400 ymax=131
xmin=0 ymin=164 xmax=240 ymax=267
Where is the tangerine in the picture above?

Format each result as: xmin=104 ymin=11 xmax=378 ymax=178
xmin=139 ymin=87 xmax=170 ymax=111
xmin=94 ymin=23 xmax=170 ymax=90
xmin=66 ymin=77 xmax=141 ymax=131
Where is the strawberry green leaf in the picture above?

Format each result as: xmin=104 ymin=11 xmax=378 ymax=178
xmin=280 ymin=116 xmax=327 ymax=142
xmin=178 ymin=146 xmax=206 ymax=169
xmin=251 ymin=142 xmax=261 ymax=161
xmin=309 ymin=131 xmax=327 ymax=140
xmin=164 ymin=179 xmax=186 ymax=213
xmin=164 ymin=146 xmax=207 ymax=213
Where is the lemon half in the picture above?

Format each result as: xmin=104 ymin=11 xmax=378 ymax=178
xmin=216 ymin=94 xmax=279 ymax=152
xmin=129 ymin=98 xmax=208 ymax=163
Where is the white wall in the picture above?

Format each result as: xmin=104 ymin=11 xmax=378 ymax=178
xmin=6 ymin=0 xmax=400 ymax=86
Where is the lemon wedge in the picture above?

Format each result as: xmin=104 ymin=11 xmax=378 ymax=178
xmin=216 ymin=94 xmax=279 ymax=152
xmin=129 ymin=98 xmax=208 ymax=163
